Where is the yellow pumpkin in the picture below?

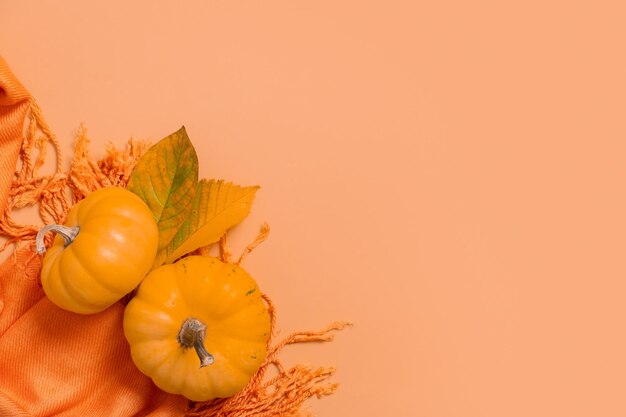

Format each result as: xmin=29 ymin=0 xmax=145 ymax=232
xmin=36 ymin=187 xmax=158 ymax=314
xmin=123 ymin=256 xmax=271 ymax=401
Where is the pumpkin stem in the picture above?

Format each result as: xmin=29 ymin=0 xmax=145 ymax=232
xmin=178 ymin=317 xmax=215 ymax=368
xmin=35 ymin=224 xmax=81 ymax=255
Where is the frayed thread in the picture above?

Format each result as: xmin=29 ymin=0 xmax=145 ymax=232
xmin=0 ymin=107 xmax=150 ymax=251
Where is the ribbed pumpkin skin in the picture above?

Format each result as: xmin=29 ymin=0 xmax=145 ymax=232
xmin=123 ymin=256 xmax=271 ymax=401
xmin=40 ymin=187 xmax=158 ymax=314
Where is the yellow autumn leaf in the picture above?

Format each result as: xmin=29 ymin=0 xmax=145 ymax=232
xmin=155 ymin=179 xmax=258 ymax=266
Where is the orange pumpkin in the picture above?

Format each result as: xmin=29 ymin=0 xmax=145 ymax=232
xmin=123 ymin=255 xmax=271 ymax=401
xmin=36 ymin=187 xmax=158 ymax=314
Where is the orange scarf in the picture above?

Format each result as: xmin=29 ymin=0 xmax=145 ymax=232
xmin=0 ymin=57 xmax=347 ymax=417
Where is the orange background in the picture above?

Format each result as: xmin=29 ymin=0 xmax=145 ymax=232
xmin=2 ymin=1 xmax=626 ymax=416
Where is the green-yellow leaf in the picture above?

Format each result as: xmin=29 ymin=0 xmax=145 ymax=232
xmin=156 ymin=179 xmax=258 ymax=265
xmin=127 ymin=126 xmax=198 ymax=251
